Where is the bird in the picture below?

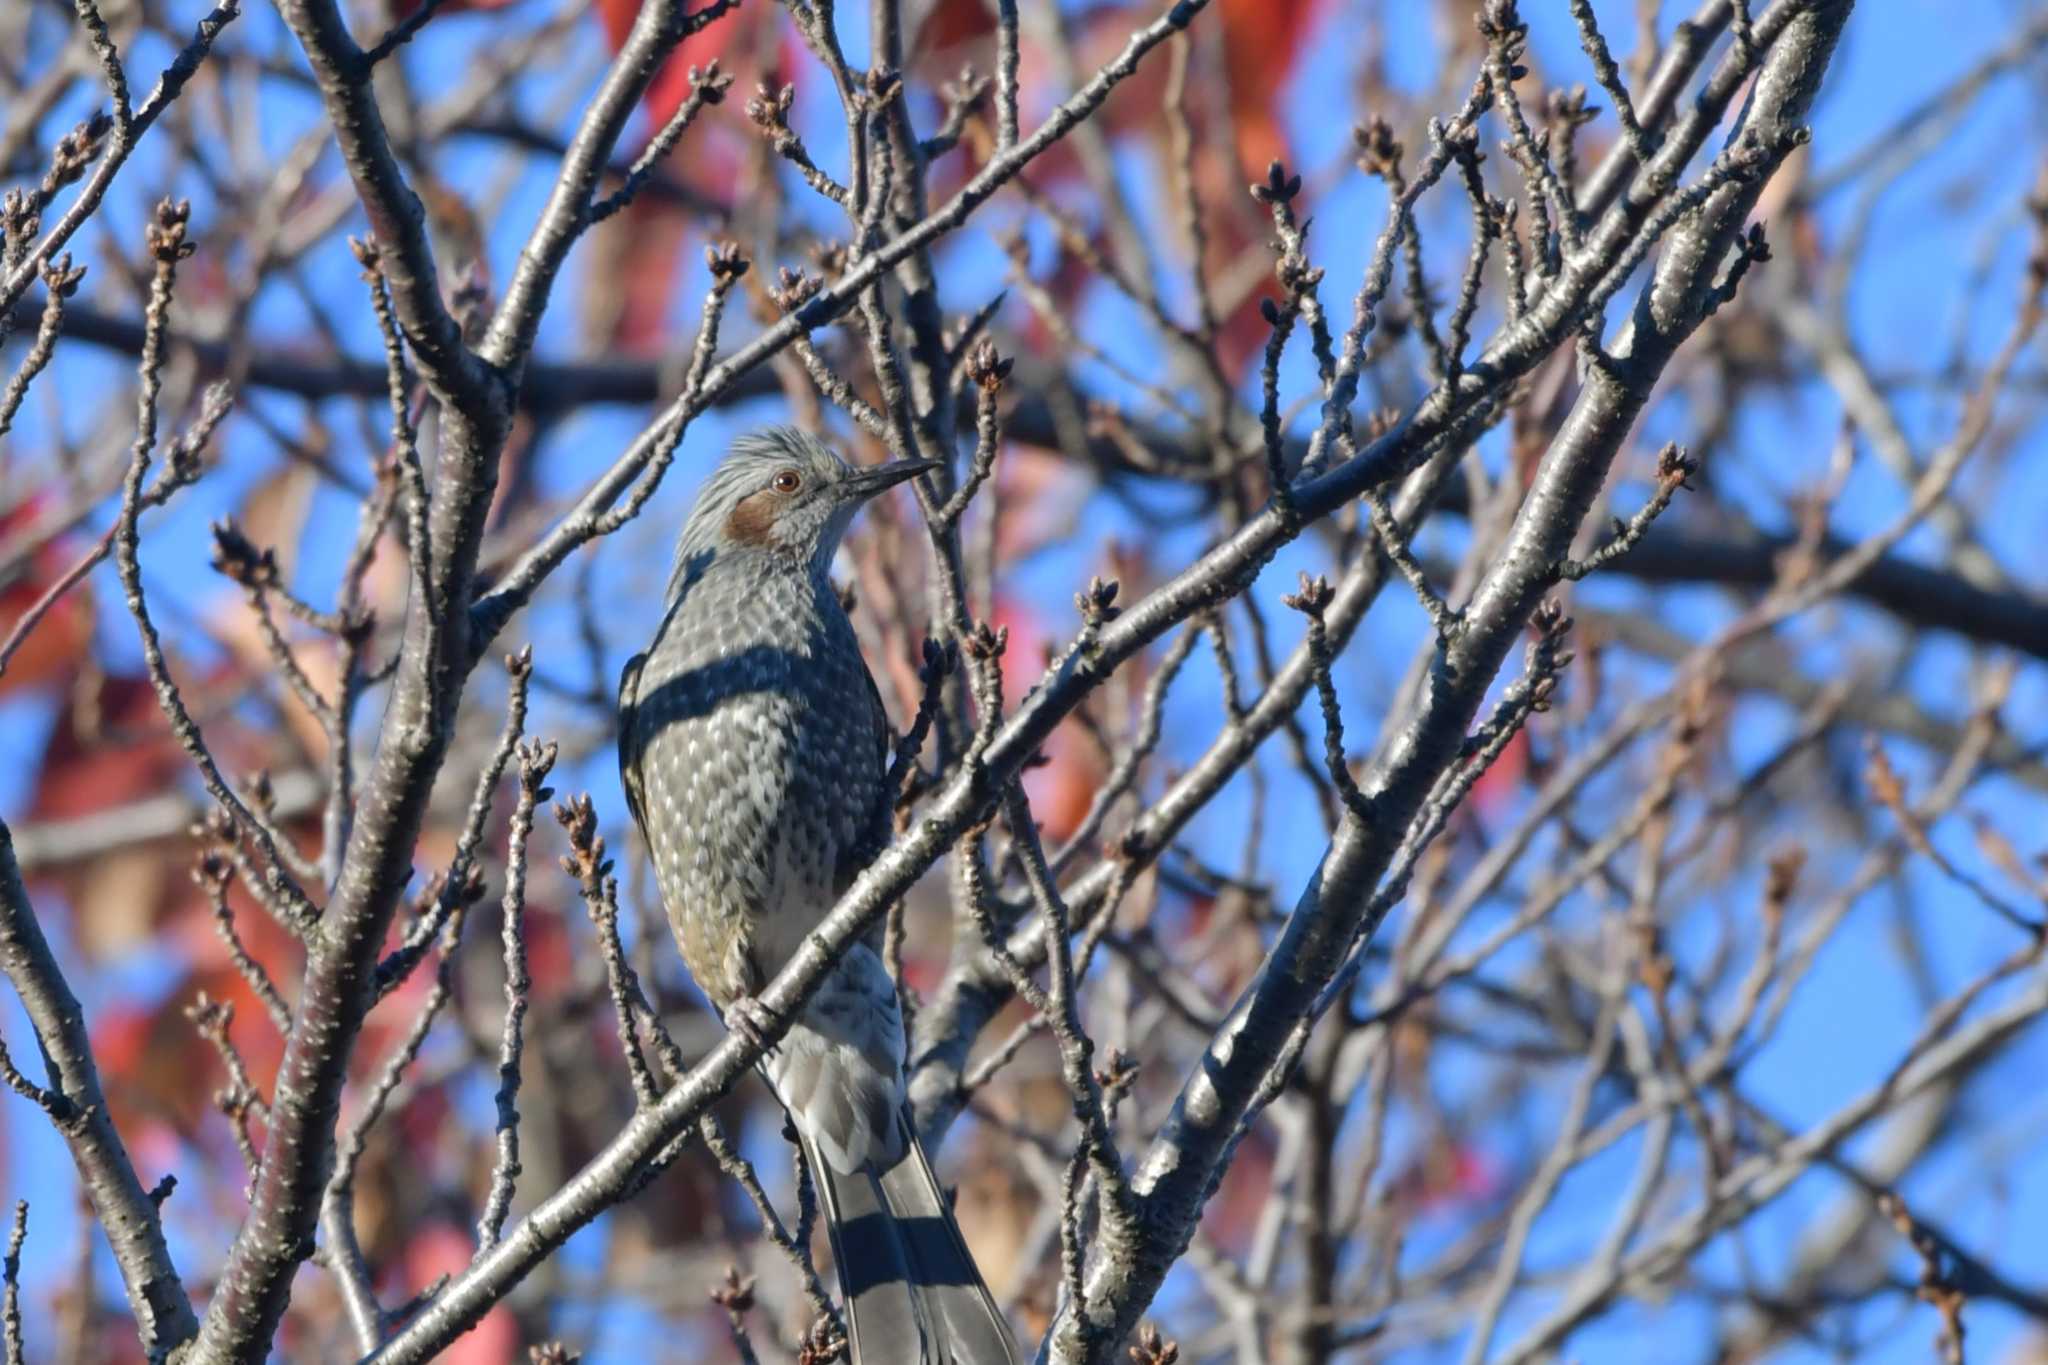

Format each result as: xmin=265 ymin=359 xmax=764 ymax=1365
xmin=617 ymin=426 xmax=1019 ymax=1365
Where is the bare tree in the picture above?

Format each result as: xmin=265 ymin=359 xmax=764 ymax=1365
xmin=2 ymin=0 xmax=2045 ymax=1361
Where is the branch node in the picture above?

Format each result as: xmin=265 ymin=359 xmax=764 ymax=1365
xmin=1129 ymin=1322 xmax=1182 ymax=1364
xmin=1554 ymin=442 xmax=1695 ymax=580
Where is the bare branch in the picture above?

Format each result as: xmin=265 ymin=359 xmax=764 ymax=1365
xmin=2 ymin=1202 xmax=23 ymax=1365
xmin=469 ymin=0 xmax=1217 ymax=643
xmin=0 ymin=821 xmax=197 ymax=1354
xmin=478 ymin=739 xmax=558 ymax=1249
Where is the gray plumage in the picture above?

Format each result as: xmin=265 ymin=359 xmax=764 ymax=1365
xmin=618 ymin=427 xmax=1018 ymax=1365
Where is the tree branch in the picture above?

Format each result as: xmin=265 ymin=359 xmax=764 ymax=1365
xmin=0 ymin=820 xmax=197 ymax=1359
xmin=27 ymin=294 xmax=2045 ymax=663
xmin=269 ymin=0 xmax=484 ymax=404
xmin=1050 ymin=5 xmax=1853 ymax=1354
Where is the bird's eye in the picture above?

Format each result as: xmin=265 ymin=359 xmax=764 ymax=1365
xmin=771 ymin=469 xmax=802 ymax=494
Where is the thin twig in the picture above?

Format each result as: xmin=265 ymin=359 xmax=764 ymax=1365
xmin=478 ymin=738 xmax=558 ymax=1249
xmin=1555 ymin=442 xmax=1696 ymax=580
xmin=184 ymin=993 xmax=267 ymax=1189
xmin=1568 ymin=0 xmax=1657 ymax=167
xmin=1281 ymin=575 xmax=1371 ymax=824
xmin=114 ymin=201 xmax=313 ymax=926
xmin=558 ymin=795 xmax=658 ymax=1106
xmin=2 ymin=1201 xmax=24 ymax=1365
xmin=592 ymin=63 xmax=733 ymax=223
xmin=194 ymin=853 xmax=293 ymax=1032
xmin=375 ymin=649 xmax=535 ymax=996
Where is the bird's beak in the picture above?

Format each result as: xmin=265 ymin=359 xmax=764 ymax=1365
xmin=841 ymin=458 xmax=941 ymax=501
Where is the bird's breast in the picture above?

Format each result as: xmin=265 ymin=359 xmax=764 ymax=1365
xmin=626 ymin=578 xmax=885 ymax=994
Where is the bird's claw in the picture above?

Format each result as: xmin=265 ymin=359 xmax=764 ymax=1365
xmin=727 ymin=996 xmax=782 ymax=1055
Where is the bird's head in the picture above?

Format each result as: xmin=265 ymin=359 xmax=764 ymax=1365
xmin=669 ymin=427 xmax=935 ymax=589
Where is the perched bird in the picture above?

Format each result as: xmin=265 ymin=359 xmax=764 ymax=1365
xmin=618 ymin=427 xmax=1018 ymax=1365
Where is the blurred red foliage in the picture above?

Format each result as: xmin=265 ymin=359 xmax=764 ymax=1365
xmin=0 ymin=496 xmax=92 ymax=699
xmin=580 ymin=0 xmax=1325 ymax=374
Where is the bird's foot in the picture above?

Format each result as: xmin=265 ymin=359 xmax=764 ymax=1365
xmin=726 ymin=995 xmax=783 ymax=1055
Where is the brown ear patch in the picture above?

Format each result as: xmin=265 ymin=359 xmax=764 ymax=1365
xmin=724 ymin=488 xmax=782 ymax=546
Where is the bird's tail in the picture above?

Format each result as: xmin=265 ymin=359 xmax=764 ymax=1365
xmin=801 ymin=1121 xmax=1020 ymax=1365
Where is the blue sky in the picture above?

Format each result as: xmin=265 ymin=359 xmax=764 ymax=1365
xmin=3 ymin=0 xmax=2046 ymax=1360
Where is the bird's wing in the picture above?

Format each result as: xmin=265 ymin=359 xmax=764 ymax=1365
xmin=834 ymin=654 xmax=898 ymax=902
xmin=866 ymin=655 xmax=892 ymax=773
xmin=617 ymin=648 xmax=649 ymax=837
xmin=865 ymin=656 xmax=896 ymax=837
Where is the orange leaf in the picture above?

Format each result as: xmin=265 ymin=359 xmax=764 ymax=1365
xmin=588 ymin=196 xmax=698 ymax=354
xmin=914 ymin=0 xmax=995 ymax=56
xmin=1219 ymin=0 xmax=1324 ymax=175
xmin=990 ymin=594 xmax=1107 ymax=842
xmin=1468 ymin=726 xmax=1529 ymax=818
xmin=594 ymin=0 xmax=745 ymax=126
xmin=401 ymin=1223 xmax=520 ymax=1362
xmin=30 ymin=674 xmax=188 ymax=821
xmin=0 ymin=495 xmax=93 ymax=698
